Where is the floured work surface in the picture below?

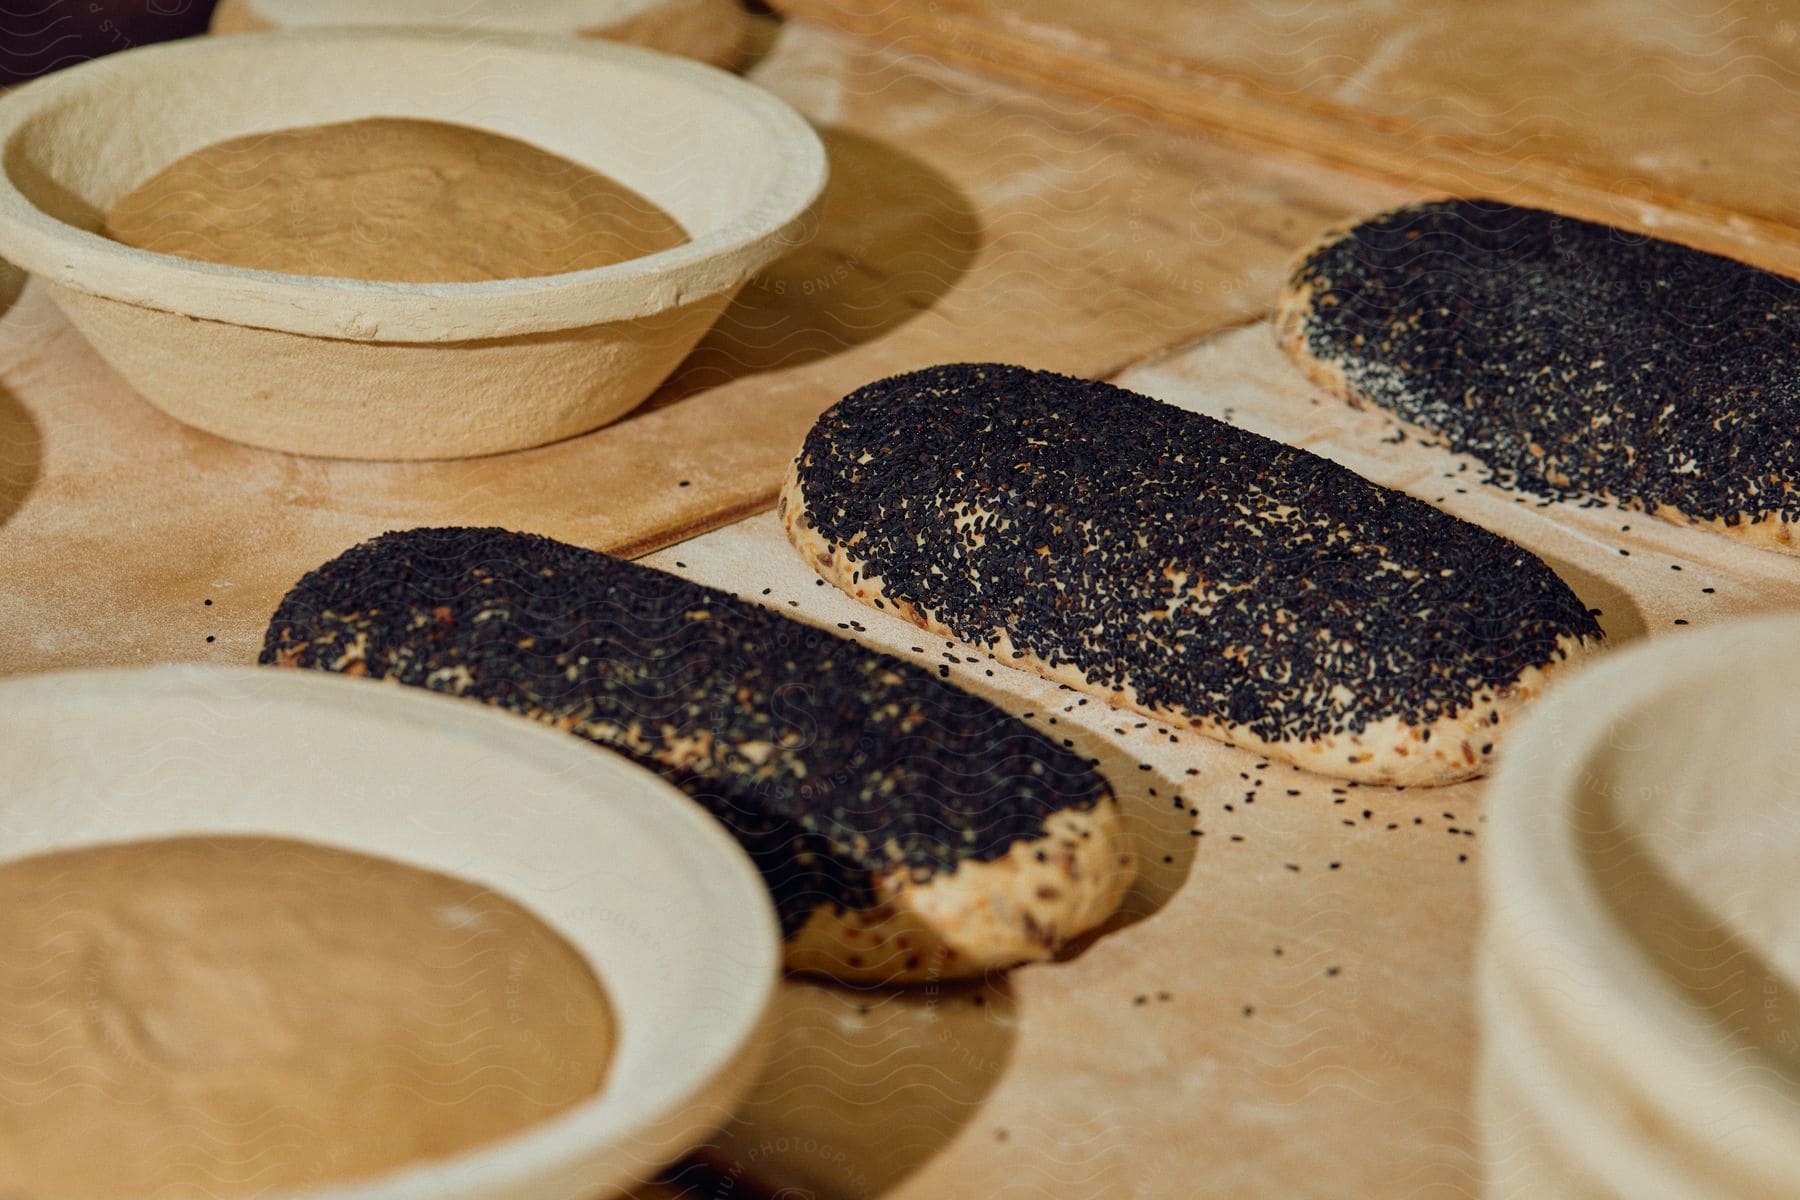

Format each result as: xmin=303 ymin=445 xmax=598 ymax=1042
xmin=634 ymin=321 xmax=1800 ymax=1199
xmin=772 ymin=0 xmax=1800 ymax=276
xmin=0 ymin=22 xmax=1409 ymax=678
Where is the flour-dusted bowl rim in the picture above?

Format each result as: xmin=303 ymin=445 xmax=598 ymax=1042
xmin=224 ymin=0 xmax=681 ymax=34
xmin=0 ymin=664 xmax=780 ymax=1200
xmin=0 ymin=28 xmax=826 ymax=343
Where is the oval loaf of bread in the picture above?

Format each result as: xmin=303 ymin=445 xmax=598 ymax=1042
xmin=1276 ymin=198 xmax=1800 ymax=553
xmin=260 ymin=526 xmax=1135 ymax=985
xmin=781 ymin=363 xmax=1603 ymax=786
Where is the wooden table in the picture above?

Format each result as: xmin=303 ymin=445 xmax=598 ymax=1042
xmin=2 ymin=7 xmax=1796 ymax=1199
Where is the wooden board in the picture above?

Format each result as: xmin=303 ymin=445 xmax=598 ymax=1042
xmin=0 ymin=23 xmax=1412 ymax=678
xmin=771 ymin=0 xmax=1800 ymax=276
xmin=636 ymin=320 xmax=1800 ymax=1199
xmin=8 ymin=13 xmax=1793 ymax=1199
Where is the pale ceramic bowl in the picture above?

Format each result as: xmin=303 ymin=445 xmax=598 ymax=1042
xmin=1479 ymin=615 xmax=1800 ymax=1199
xmin=211 ymin=0 xmax=750 ymax=69
xmin=0 ymin=29 xmax=826 ymax=459
xmin=0 ymin=664 xmax=780 ymax=1200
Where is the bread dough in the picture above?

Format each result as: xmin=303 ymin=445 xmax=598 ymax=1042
xmin=1276 ymin=199 xmax=1800 ymax=554
xmin=103 ymin=117 xmax=688 ymax=282
xmin=259 ymin=525 xmax=1136 ymax=984
xmin=0 ymin=835 xmax=612 ymax=1198
xmin=781 ymin=363 xmax=1603 ymax=787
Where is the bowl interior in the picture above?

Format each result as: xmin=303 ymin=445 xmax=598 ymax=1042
xmin=6 ymin=33 xmax=774 ymax=241
xmin=0 ymin=664 xmax=778 ymax=1199
xmin=1575 ymin=649 xmax=1800 ymax=1062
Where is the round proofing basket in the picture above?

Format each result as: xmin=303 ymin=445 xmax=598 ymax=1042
xmin=1479 ymin=614 xmax=1800 ymax=1198
xmin=0 ymin=29 xmax=826 ymax=458
xmin=0 ymin=665 xmax=781 ymax=1200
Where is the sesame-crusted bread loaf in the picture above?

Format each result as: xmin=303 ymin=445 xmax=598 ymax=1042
xmin=781 ymin=364 xmax=1603 ymax=786
xmin=1276 ymin=198 xmax=1800 ymax=552
xmin=260 ymin=526 xmax=1134 ymax=985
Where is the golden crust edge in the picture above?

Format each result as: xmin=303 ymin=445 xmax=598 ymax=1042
xmin=783 ymin=798 xmax=1135 ymax=984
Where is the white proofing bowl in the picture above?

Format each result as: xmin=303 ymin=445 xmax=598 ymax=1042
xmin=1479 ymin=615 xmax=1800 ymax=1198
xmin=0 ymin=664 xmax=780 ymax=1200
xmin=211 ymin=0 xmax=751 ymax=69
xmin=0 ymin=29 xmax=826 ymax=459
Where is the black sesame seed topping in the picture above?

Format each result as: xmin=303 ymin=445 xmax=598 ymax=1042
xmin=259 ymin=526 xmax=1111 ymax=936
xmin=793 ymin=363 xmax=1598 ymax=748
xmin=1285 ymin=200 xmax=1799 ymax=534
